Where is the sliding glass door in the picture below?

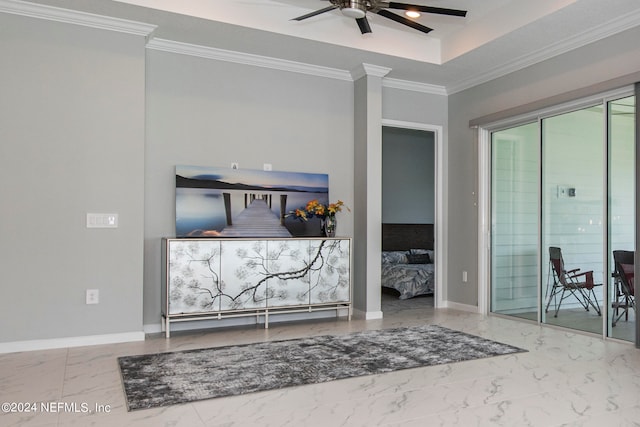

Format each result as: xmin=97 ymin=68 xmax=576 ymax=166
xmin=541 ymin=105 xmax=604 ymax=334
xmin=489 ymin=93 xmax=635 ymax=341
xmin=608 ymin=96 xmax=636 ymax=341
xmin=490 ymin=123 xmax=539 ymax=320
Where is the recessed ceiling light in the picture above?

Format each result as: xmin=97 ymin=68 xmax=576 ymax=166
xmin=405 ymin=10 xmax=421 ymax=19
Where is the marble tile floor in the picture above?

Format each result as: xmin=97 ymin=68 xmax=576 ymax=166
xmin=3 ymin=295 xmax=640 ymax=427
xmin=502 ymin=307 xmax=635 ymax=342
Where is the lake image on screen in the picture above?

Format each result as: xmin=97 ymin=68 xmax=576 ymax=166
xmin=175 ymin=166 xmax=329 ymax=238
xmin=175 ymin=188 xmax=226 ymax=237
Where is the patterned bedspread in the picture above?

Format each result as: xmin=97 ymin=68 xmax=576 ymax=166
xmin=381 ymin=263 xmax=434 ymax=299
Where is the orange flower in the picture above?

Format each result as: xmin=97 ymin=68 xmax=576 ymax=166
xmin=288 ymin=199 xmax=349 ymax=221
xmin=327 ymin=200 xmax=345 ymax=215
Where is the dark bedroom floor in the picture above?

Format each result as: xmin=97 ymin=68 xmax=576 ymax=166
xmin=381 ymin=288 xmax=434 ymax=315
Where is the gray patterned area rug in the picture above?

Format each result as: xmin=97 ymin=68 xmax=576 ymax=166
xmin=118 ymin=325 xmax=526 ymax=411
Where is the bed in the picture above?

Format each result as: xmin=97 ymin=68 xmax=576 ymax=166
xmin=381 ymin=223 xmax=435 ymax=299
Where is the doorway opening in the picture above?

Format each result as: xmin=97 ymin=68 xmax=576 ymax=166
xmin=381 ymin=123 xmax=440 ymax=314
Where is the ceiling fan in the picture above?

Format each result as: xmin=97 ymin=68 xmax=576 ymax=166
xmin=292 ymin=1 xmax=467 ymax=35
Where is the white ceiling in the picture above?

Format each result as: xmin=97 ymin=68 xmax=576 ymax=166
xmin=113 ymin=0 xmax=580 ymax=64
xmin=14 ymin=0 xmax=640 ymax=93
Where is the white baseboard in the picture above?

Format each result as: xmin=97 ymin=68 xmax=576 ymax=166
xmin=352 ymin=308 xmax=384 ymax=320
xmin=366 ymin=310 xmax=384 ymax=320
xmin=0 ymin=331 xmax=145 ymax=354
xmin=442 ymin=300 xmax=481 ymax=313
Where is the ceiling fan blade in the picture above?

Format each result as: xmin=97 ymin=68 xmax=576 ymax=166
xmin=291 ymin=5 xmax=338 ymax=21
xmin=386 ymin=2 xmax=467 ymax=17
xmin=376 ymin=9 xmax=433 ymax=34
xmin=356 ymin=17 xmax=372 ymax=34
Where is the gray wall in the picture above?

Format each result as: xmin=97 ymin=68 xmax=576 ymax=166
xmin=13 ymin=1 xmax=639 ymax=342
xmin=144 ymin=49 xmax=355 ymax=327
xmin=0 ymin=13 xmax=146 ymax=341
xmin=382 ymin=127 xmax=435 ymax=223
xmin=447 ymin=25 xmax=640 ymax=307
xmin=383 ymin=87 xmax=448 ymax=125
xmin=0 ymin=8 xmax=450 ymax=345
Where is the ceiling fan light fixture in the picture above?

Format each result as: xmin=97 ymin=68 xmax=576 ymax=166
xmin=339 ymin=0 xmax=367 ymax=19
xmin=293 ymin=1 xmax=467 ymax=35
xmin=342 ymin=7 xmax=366 ymax=18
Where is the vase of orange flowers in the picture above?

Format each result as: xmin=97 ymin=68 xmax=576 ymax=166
xmin=322 ymin=215 xmax=337 ymax=237
xmin=289 ymin=199 xmax=348 ymax=237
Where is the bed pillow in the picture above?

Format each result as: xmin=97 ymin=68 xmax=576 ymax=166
xmin=409 ymin=249 xmax=433 ymax=259
xmin=381 ymin=251 xmax=408 ymax=264
xmin=410 ymin=249 xmax=434 ymax=261
xmin=406 ymin=253 xmax=431 ymax=264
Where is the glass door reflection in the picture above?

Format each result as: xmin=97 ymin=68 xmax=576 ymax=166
xmin=541 ymin=105 xmax=604 ymax=334
xmin=608 ymin=95 xmax=635 ymax=341
xmin=490 ymin=123 xmax=539 ymax=320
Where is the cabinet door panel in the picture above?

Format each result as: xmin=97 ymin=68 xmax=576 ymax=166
xmin=266 ymin=240 xmax=311 ymax=307
xmin=168 ymin=240 xmax=221 ymax=314
xmin=220 ymin=240 xmax=268 ymax=310
xmin=309 ymin=239 xmax=351 ymax=304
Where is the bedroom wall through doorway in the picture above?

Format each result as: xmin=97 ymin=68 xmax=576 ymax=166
xmin=381 ymin=125 xmax=436 ymax=308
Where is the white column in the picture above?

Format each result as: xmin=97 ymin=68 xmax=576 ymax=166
xmin=352 ymin=63 xmax=391 ymax=319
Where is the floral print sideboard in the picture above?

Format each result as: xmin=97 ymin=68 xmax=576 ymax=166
xmin=161 ymin=238 xmax=351 ymax=337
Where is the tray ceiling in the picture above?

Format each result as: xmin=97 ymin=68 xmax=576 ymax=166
xmin=8 ymin=0 xmax=640 ymax=92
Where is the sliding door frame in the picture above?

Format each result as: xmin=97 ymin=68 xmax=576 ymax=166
xmin=478 ymin=86 xmax=635 ymax=341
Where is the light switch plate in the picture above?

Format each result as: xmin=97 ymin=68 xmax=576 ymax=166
xmin=87 ymin=213 xmax=118 ymax=228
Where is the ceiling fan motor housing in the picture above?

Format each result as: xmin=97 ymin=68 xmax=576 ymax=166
xmin=339 ymin=0 xmax=368 ymax=19
xmin=295 ymin=1 xmax=467 ymax=35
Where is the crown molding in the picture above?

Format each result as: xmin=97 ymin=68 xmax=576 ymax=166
xmin=350 ymin=63 xmax=392 ymax=80
xmin=146 ymin=38 xmax=353 ymax=82
xmin=447 ymin=7 xmax=640 ymax=94
xmin=148 ymin=38 xmax=446 ymax=95
xmin=0 ymin=0 xmax=156 ymax=36
xmin=383 ymin=78 xmax=447 ymax=96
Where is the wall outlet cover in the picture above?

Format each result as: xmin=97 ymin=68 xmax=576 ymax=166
xmin=86 ymin=289 xmax=99 ymax=304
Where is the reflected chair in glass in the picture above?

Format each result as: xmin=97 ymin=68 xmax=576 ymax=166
xmin=612 ymin=250 xmax=635 ymax=327
xmin=544 ymin=246 xmax=602 ymax=318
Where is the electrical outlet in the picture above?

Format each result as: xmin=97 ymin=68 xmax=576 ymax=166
xmin=86 ymin=289 xmax=99 ymax=305
xmin=263 ymin=163 xmax=272 ymax=171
